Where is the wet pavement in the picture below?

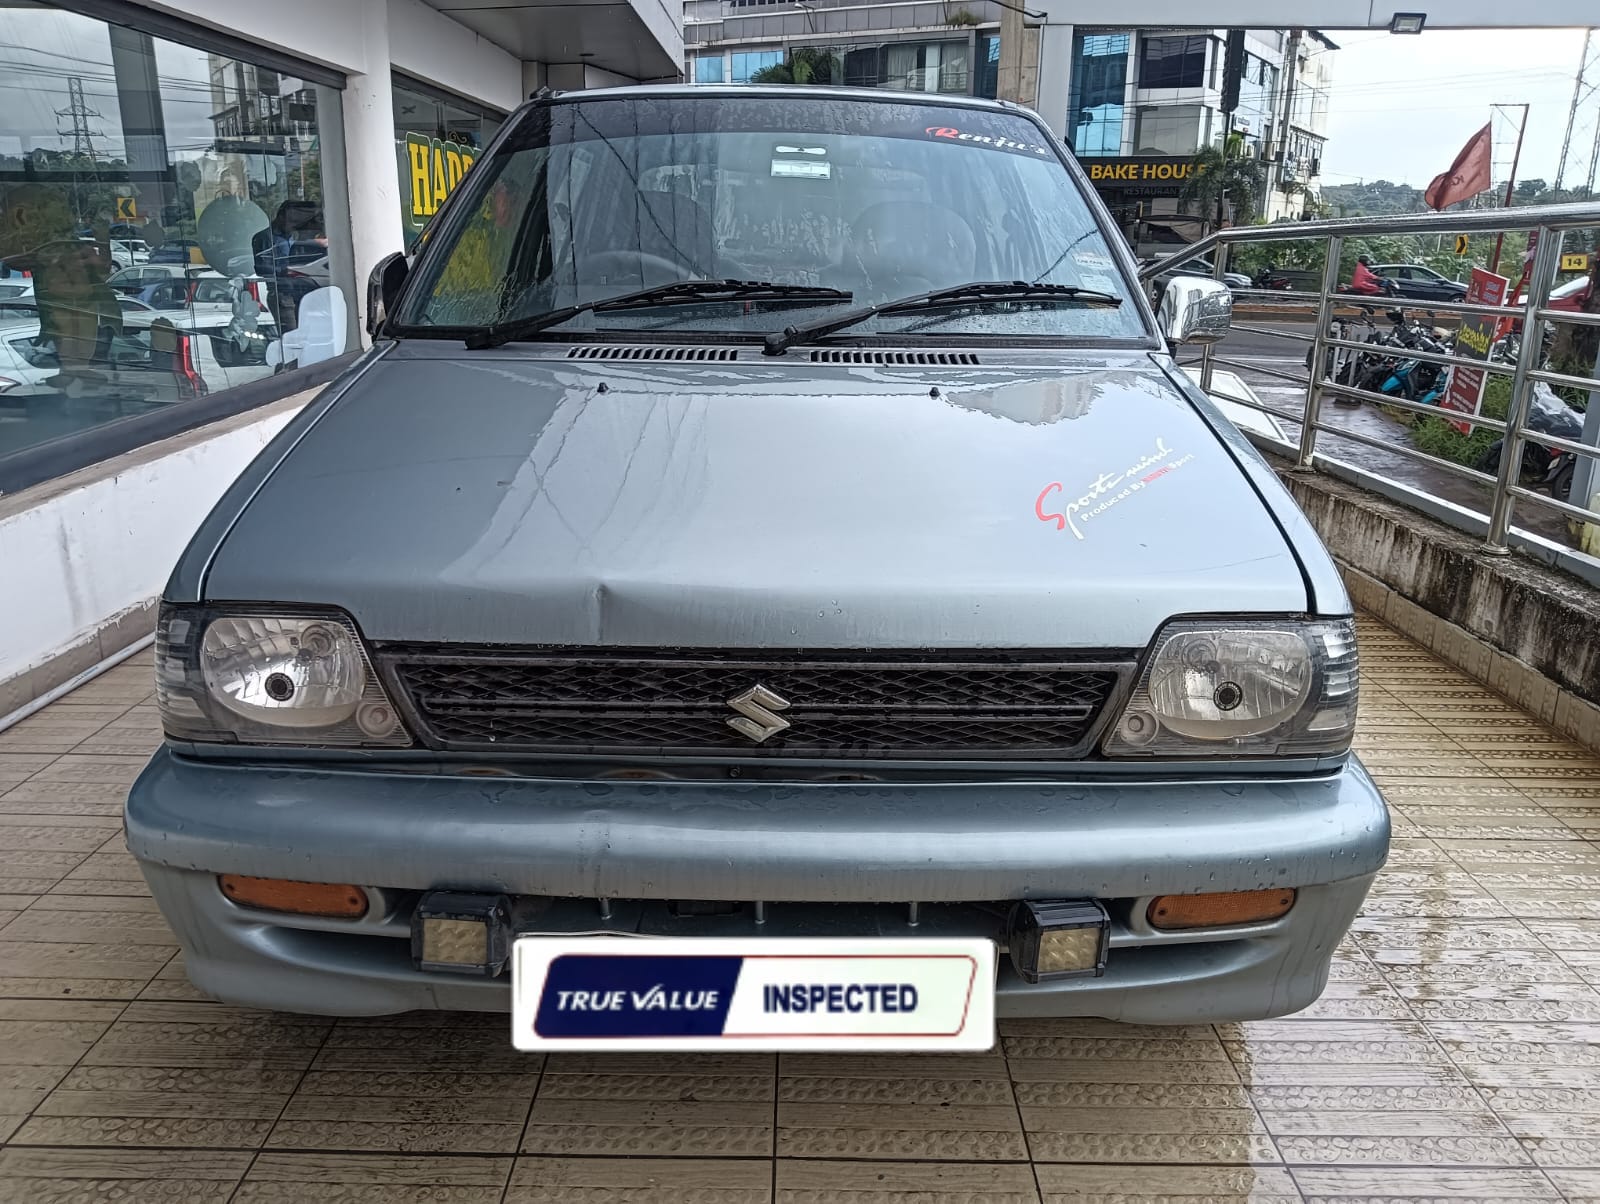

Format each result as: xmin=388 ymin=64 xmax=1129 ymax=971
xmin=3 ymin=615 xmax=1600 ymax=1201
xmin=1180 ymin=324 xmax=1580 ymax=547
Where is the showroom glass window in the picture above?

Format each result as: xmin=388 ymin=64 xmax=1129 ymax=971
xmin=1133 ymin=104 xmax=1212 ymax=156
xmin=729 ymin=51 xmax=783 ymax=83
xmin=1067 ymin=32 xmax=1130 ymax=155
xmin=694 ymin=55 xmax=726 ymax=84
xmin=1137 ymin=35 xmax=1207 ymax=90
xmin=393 ymin=76 xmax=504 ymax=250
xmin=1232 ymin=52 xmax=1278 ymax=159
xmin=974 ymin=35 xmax=999 ymax=99
xmin=841 ymin=41 xmax=971 ymax=93
xmin=0 ymin=3 xmax=353 ymax=463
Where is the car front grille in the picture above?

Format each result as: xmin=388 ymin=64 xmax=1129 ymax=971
xmin=380 ymin=647 xmax=1134 ymax=760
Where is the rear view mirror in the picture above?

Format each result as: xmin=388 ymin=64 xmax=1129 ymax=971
xmin=1157 ymin=276 xmax=1232 ymax=346
xmin=366 ymin=252 xmax=409 ymax=339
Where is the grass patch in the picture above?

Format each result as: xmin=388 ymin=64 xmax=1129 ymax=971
xmin=1407 ymin=375 xmax=1509 ymax=468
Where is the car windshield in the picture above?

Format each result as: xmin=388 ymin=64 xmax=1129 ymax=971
xmin=397 ymin=93 xmax=1145 ymax=343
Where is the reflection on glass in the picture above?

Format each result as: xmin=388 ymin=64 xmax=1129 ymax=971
xmin=392 ymin=77 xmax=502 ymax=251
xmin=1068 ymin=33 xmax=1130 ymax=155
xmin=405 ymin=96 xmax=1146 ymax=344
xmin=1133 ymin=104 xmax=1212 ymax=156
xmin=0 ymin=4 xmax=348 ymax=462
xmin=1137 ymin=35 xmax=1208 ymax=90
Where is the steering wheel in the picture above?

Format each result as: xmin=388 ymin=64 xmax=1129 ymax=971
xmin=577 ymin=249 xmax=695 ymax=284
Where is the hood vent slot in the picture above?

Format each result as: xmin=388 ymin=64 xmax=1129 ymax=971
xmin=810 ymin=349 xmax=981 ymax=365
xmin=567 ymin=345 xmax=739 ymax=361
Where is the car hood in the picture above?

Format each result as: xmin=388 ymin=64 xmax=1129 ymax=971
xmin=201 ymin=348 xmax=1308 ymax=649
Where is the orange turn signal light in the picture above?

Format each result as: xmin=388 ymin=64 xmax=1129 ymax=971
xmin=218 ymin=874 xmax=369 ymax=918
xmin=1147 ymin=888 xmax=1296 ymax=931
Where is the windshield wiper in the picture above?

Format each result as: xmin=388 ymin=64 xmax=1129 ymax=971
xmin=463 ymin=279 xmax=852 ymax=349
xmin=761 ymin=281 xmax=1123 ymax=356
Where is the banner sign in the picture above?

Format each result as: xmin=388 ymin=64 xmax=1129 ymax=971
xmin=1442 ymin=266 xmax=1509 ymax=436
xmin=1078 ymin=156 xmax=1199 ymax=198
xmin=511 ymin=937 xmax=996 ymax=1052
xmin=397 ymin=131 xmax=478 ymax=239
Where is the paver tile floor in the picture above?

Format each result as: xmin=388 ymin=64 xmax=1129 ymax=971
xmin=1 ymin=616 xmax=1599 ymax=1201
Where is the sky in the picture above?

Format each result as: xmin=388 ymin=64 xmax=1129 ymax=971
xmin=1320 ymin=26 xmax=1594 ymax=191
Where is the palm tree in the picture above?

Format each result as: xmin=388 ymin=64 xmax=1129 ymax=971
xmin=749 ymin=48 xmax=841 ymax=85
xmin=1179 ymin=138 xmax=1266 ymax=234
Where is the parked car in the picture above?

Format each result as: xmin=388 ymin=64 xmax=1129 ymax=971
xmin=0 ymin=305 xmax=272 ymax=402
xmin=110 ymin=238 xmax=151 ymax=270
xmin=0 ymin=278 xmax=34 ymax=301
xmin=119 ymin=285 xmax=277 ymax=366
xmin=147 ymin=237 xmax=204 ymax=265
xmin=1148 ymin=252 xmax=1251 ymax=302
xmin=1368 ymin=263 xmax=1467 ymax=302
xmin=1512 ymin=274 xmax=1593 ymax=313
xmin=128 ymin=86 xmax=1387 ymax=1041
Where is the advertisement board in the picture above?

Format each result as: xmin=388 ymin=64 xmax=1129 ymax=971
xmin=397 ymin=131 xmax=478 ymax=242
xmin=1078 ymin=156 xmax=1200 ymax=199
xmin=1441 ymin=266 xmax=1509 ymax=436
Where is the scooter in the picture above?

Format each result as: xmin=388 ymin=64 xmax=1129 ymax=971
xmin=1474 ymin=383 xmax=1583 ymax=503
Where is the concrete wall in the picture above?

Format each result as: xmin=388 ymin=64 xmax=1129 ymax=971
xmin=386 ymin=0 xmax=524 ymax=113
xmin=0 ymin=393 xmax=317 ymax=720
xmin=1274 ymin=461 xmax=1600 ymax=752
xmin=129 ymin=0 xmax=521 ymax=97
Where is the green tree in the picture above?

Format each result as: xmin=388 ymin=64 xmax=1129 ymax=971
xmin=1178 ymin=138 xmax=1267 ymax=234
xmin=749 ymin=48 xmax=843 ymax=85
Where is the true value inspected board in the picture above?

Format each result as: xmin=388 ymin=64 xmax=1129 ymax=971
xmin=511 ymin=936 xmax=996 ymax=1051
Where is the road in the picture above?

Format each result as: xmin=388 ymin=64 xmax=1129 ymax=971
xmin=1177 ymin=320 xmax=1574 ymax=545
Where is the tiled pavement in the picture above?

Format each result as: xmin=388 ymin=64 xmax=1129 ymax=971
xmin=1 ymin=617 xmax=1600 ymax=1201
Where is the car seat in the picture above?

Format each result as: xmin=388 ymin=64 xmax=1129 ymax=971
xmin=265 ymin=286 xmax=347 ymax=369
xmin=840 ymin=201 xmax=977 ymax=300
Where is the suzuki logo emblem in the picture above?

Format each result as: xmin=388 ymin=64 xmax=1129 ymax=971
xmin=727 ymin=684 xmax=791 ymax=744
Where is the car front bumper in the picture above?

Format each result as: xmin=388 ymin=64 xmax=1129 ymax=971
xmin=126 ymin=748 xmax=1389 ymax=1024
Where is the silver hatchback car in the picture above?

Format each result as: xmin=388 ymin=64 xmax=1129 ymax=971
xmin=128 ymin=86 xmax=1387 ymax=1044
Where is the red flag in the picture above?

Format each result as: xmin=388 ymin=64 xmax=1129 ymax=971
xmin=1424 ymin=122 xmax=1493 ymax=211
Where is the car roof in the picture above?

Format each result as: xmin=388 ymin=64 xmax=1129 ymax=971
xmin=538 ymin=82 xmax=1032 ymax=117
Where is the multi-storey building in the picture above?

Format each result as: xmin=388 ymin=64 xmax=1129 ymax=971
xmin=683 ymin=2 xmax=1335 ymax=246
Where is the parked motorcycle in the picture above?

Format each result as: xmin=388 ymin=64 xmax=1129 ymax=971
xmin=1474 ymin=383 xmax=1583 ymax=503
xmin=1307 ymin=307 xmax=1453 ymax=408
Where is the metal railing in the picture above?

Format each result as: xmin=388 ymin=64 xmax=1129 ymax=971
xmin=1138 ymin=203 xmax=1600 ymax=582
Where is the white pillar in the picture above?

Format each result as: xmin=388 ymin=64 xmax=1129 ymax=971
xmin=1034 ymin=22 xmax=1074 ymax=139
xmin=341 ymin=0 xmax=404 ymax=341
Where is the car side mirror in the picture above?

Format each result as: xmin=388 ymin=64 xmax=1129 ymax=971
xmin=366 ymin=252 xmax=409 ymax=339
xmin=1157 ymin=276 xmax=1232 ymax=346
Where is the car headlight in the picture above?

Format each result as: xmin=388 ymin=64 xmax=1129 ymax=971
xmin=156 ymin=604 xmax=410 ymax=747
xmin=1103 ymin=618 xmax=1357 ymax=758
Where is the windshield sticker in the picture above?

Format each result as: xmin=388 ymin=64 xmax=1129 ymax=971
xmin=923 ymin=126 xmax=1053 ymax=157
xmin=1079 ymin=274 xmax=1119 ymax=294
xmin=1034 ymin=438 xmax=1196 ymax=540
xmin=1072 ymin=250 xmax=1115 ymax=270
xmin=772 ymin=159 xmax=831 ymax=179
xmin=772 ymin=145 xmax=831 ymax=178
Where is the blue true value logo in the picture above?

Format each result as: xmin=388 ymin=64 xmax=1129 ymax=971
xmin=534 ymin=955 xmax=743 ymax=1037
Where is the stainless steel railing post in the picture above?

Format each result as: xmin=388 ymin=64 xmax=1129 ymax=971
xmin=1200 ymin=242 xmax=1229 ymax=394
xmin=1296 ymin=234 xmax=1343 ymax=468
xmin=1485 ymin=225 xmax=1563 ymax=552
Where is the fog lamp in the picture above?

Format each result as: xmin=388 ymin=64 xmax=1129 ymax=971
xmin=1008 ymin=899 xmax=1109 ymax=983
xmin=412 ymin=891 xmax=512 ymax=976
